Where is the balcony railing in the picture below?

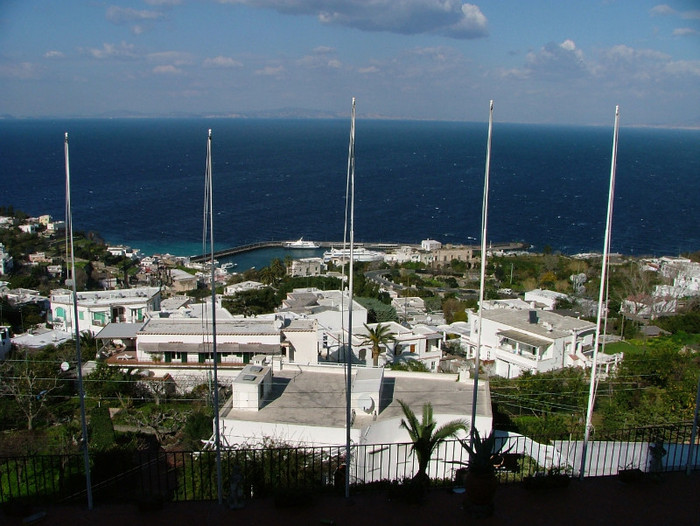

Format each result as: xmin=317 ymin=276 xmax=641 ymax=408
xmin=1 ymin=422 xmax=697 ymax=506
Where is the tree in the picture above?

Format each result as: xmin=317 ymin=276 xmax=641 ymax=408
xmin=0 ymin=351 xmax=59 ymax=430
xmin=398 ymin=400 xmax=466 ymax=487
xmin=359 ymin=323 xmax=396 ymax=366
xmin=442 ymin=297 xmax=467 ymax=324
xmin=79 ymin=330 xmax=99 ymax=360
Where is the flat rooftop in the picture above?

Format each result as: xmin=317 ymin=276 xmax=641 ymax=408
xmin=221 ymin=367 xmax=490 ymax=429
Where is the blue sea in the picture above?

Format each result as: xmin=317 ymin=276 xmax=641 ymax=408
xmin=0 ymin=118 xmax=698 ymax=269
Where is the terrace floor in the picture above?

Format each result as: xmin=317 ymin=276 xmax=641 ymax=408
xmin=4 ymin=471 xmax=699 ymax=526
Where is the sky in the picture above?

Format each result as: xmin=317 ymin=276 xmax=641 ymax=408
xmin=0 ymin=1 xmax=698 ymax=126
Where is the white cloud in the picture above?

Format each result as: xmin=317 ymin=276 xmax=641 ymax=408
xmin=663 ymin=60 xmax=700 ymax=77
xmin=509 ymin=39 xmax=590 ymax=80
xmin=358 ymin=66 xmax=379 ymax=74
xmin=650 ymin=4 xmax=675 ymax=16
xmin=82 ymin=42 xmax=138 ymax=60
xmin=217 ymin=1 xmax=488 ymax=39
xmin=203 ymin=56 xmax=243 ymax=68
xmin=0 ymin=60 xmax=39 ymax=79
xmin=650 ymin=4 xmax=700 ymax=20
xmin=147 ymin=51 xmax=194 ymax=65
xmin=297 ymin=47 xmax=342 ymax=69
xmin=682 ymin=10 xmax=700 ymax=20
xmin=44 ymin=50 xmax=65 ymax=59
xmin=106 ymin=6 xmax=164 ymax=24
xmin=145 ymin=0 xmax=182 ymax=5
xmin=254 ymin=65 xmax=285 ymax=76
xmin=673 ymin=27 xmax=698 ymax=36
xmin=153 ymin=64 xmax=182 ymax=74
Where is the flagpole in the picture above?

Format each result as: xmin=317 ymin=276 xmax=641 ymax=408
xmin=345 ymin=97 xmax=356 ymax=499
xmin=580 ymin=105 xmax=620 ymax=479
xmin=469 ymin=100 xmax=494 ymax=440
xmin=205 ymin=129 xmax=224 ymax=504
xmin=65 ymin=132 xmax=93 ymax=510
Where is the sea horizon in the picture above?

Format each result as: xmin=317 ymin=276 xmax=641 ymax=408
xmin=1 ymin=118 xmax=698 ymax=264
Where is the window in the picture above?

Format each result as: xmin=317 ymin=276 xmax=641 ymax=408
xmin=55 ymin=307 xmax=66 ymax=319
xmin=92 ymin=311 xmax=106 ymax=326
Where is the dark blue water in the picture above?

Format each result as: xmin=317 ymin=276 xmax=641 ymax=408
xmin=0 ymin=119 xmax=698 ymax=259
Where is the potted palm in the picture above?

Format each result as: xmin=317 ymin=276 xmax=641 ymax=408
xmin=459 ymin=429 xmax=507 ymax=517
xmin=398 ymin=400 xmax=467 ymax=493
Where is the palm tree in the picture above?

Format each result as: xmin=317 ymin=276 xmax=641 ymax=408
xmin=398 ymin=400 xmax=467 ymax=487
xmin=79 ymin=330 xmax=99 ymax=360
xmin=359 ymin=323 xmax=395 ymax=366
xmin=258 ymin=266 xmax=275 ymax=286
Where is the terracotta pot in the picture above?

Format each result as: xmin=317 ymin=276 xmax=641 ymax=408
xmin=464 ymin=471 xmax=498 ymax=506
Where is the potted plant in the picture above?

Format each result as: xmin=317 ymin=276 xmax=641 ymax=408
xmin=459 ymin=429 xmax=508 ymax=517
xmin=523 ymin=466 xmax=572 ymax=490
xmin=618 ymin=464 xmax=644 ymax=484
xmin=398 ymin=400 xmax=467 ymax=494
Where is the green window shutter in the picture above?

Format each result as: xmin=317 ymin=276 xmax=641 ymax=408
xmin=181 ymin=352 xmax=187 ymax=363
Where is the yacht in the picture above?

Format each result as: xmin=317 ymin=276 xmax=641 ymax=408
xmin=284 ymin=237 xmax=320 ymax=249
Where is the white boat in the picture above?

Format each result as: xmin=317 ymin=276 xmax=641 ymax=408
xmin=323 ymin=246 xmax=385 ymax=263
xmin=284 ymin=237 xmax=320 ymax=249
xmin=221 ymin=262 xmax=237 ymax=271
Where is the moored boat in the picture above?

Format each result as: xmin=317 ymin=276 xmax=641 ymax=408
xmin=284 ymin=237 xmax=320 ymax=249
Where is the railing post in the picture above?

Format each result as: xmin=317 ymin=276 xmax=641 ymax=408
xmin=686 ymin=375 xmax=700 ymax=475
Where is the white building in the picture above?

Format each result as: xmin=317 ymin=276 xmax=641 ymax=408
xmin=18 ymin=224 xmax=38 ymax=234
xmin=277 ymin=288 xmax=368 ymax=361
xmin=421 ymin=239 xmax=442 ymax=251
xmin=466 ymin=308 xmax=601 ymax=379
xmin=219 ymin=365 xmax=491 ymax=482
xmin=0 ymin=244 xmax=13 ymax=275
xmin=384 ymin=246 xmax=422 ymax=265
xmin=354 ymin=321 xmax=444 ymax=371
xmin=220 ymin=366 xmax=488 ymax=449
xmin=524 ymin=289 xmax=570 ymax=310
xmin=50 ymin=286 xmax=161 ymax=335
xmin=224 ymin=280 xmax=265 ymax=295
xmin=134 ymin=316 xmax=318 ymax=367
xmin=288 ymin=257 xmax=323 ymax=277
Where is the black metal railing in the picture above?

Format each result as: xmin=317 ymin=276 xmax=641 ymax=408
xmin=1 ymin=422 xmax=698 ymax=506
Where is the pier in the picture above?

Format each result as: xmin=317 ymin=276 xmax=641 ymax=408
xmin=190 ymin=240 xmax=529 ymax=263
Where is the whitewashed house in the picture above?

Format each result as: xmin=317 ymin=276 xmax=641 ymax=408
xmin=134 ymin=316 xmax=318 ymax=366
xmin=355 ymin=321 xmax=443 ymax=371
xmin=277 ymin=288 xmax=368 ymax=362
xmin=224 ymin=280 xmax=265 ymax=295
xmin=466 ymin=308 xmax=599 ymax=379
xmin=524 ymin=289 xmax=570 ymax=310
xmin=218 ymin=365 xmax=491 ymax=483
xmin=50 ymin=286 xmax=161 ymax=335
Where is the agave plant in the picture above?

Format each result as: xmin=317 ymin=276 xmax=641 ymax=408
xmin=459 ymin=428 xmax=507 ymax=477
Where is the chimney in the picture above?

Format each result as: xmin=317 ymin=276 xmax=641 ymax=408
xmin=529 ymin=310 xmax=538 ymax=324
